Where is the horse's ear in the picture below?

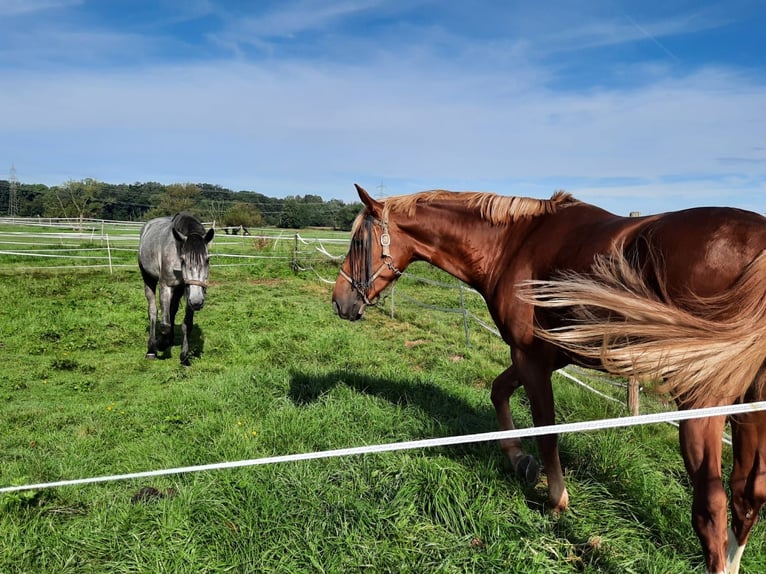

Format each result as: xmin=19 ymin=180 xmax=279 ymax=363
xmin=205 ymin=227 xmax=215 ymax=243
xmin=172 ymin=226 xmax=187 ymax=243
xmin=354 ymin=184 xmax=382 ymax=216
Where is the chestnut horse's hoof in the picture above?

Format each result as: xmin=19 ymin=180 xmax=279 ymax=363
xmin=516 ymin=454 xmax=540 ymax=487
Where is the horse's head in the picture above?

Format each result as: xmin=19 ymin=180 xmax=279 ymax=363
xmin=332 ymin=184 xmax=409 ymax=320
xmin=173 ymin=225 xmax=215 ymax=310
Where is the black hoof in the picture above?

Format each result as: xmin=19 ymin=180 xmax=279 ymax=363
xmin=180 ymin=354 xmax=191 ymax=367
xmin=516 ymin=454 xmax=540 ymax=487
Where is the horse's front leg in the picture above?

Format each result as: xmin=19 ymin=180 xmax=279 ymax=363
xmin=679 ymin=415 xmax=729 ymax=574
xmin=157 ymin=284 xmax=177 ymax=352
xmin=491 ymin=363 xmax=540 ymax=485
xmin=727 ymin=409 xmax=766 ymax=574
xmin=512 ymin=348 xmax=568 ymax=512
xmin=180 ymin=303 xmax=194 ymax=366
xmin=144 ymin=281 xmax=159 ymax=359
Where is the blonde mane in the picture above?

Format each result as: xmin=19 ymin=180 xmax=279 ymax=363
xmin=381 ymin=189 xmax=578 ymax=224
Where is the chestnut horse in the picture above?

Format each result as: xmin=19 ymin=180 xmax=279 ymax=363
xmin=332 ymin=184 xmax=766 ymax=574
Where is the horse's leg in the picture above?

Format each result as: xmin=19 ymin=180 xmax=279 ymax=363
xmin=143 ymin=279 xmax=158 ymax=359
xmin=512 ymin=349 xmax=568 ymax=512
xmin=180 ymin=302 xmax=194 ymax=366
xmin=490 ymin=363 xmax=540 ymax=485
xmin=167 ymin=287 xmax=183 ymax=349
xmin=157 ymin=284 xmax=176 ymax=352
xmin=727 ymin=410 xmax=766 ymax=574
xmin=679 ymin=415 xmax=729 ymax=574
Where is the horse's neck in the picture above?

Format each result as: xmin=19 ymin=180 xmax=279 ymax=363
xmin=400 ymin=210 xmax=519 ymax=291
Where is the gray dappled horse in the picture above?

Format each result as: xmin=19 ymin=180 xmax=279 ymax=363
xmin=138 ymin=212 xmax=214 ymax=365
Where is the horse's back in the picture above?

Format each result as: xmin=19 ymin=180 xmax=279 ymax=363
xmin=138 ymin=216 xmax=175 ymax=281
xmin=631 ymin=206 xmax=766 ymax=298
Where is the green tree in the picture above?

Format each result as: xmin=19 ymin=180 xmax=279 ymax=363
xmin=222 ymin=201 xmax=264 ymax=229
xmin=278 ymin=198 xmax=306 ymax=228
xmin=147 ymin=183 xmax=202 ymax=218
xmin=335 ymin=202 xmax=363 ymax=231
xmin=45 ymin=178 xmax=104 ymax=227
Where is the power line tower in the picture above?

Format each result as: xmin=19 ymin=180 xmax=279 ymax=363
xmin=8 ymin=163 xmax=19 ymax=217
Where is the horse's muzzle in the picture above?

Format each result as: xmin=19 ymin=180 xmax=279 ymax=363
xmin=187 ymin=284 xmax=206 ymax=311
xmin=332 ymin=297 xmax=365 ymax=321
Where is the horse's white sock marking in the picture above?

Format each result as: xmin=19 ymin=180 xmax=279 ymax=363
xmin=725 ymin=528 xmax=746 ymax=574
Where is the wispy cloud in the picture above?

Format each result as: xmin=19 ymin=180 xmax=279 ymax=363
xmin=0 ymin=0 xmax=81 ymax=17
xmin=0 ymin=1 xmax=764 ymax=214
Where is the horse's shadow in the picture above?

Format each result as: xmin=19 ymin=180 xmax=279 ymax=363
xmin=153 ymin=324 xmax=206 ymax=362
xmin=287 ymin=369 xmax=694 ymax=567
xmin=287 ymin=369 xmax=530 ymax=467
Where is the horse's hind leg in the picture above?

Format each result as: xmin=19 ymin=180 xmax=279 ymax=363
xmin=728 ymin=409 xmax=766 ymax=574
xmin=180 ymin=303 xmax=194 ymax=366
xmin=491 ymin=363 xmax=540 ymax=486
xmin=520 ymin=362 xmax=568 ymax=513
xmin=679 ymin=415 xmax=729 ymax=574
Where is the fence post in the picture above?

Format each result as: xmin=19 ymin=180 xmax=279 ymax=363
xmin=628 ymin=377 xmax=640 ymax=415
xmin=292 ymin=234 xmax=298 ymax=272
xmin=106 ymin=233 xmax=113 ymax=274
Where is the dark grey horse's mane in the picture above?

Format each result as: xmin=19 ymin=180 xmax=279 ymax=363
xmin=172 ymin=212 xmax=209 ymax=267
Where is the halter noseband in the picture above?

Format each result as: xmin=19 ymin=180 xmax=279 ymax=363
xmin=339 ymin=215 xmax=402 ymax=305
xmin=184 ymin=279 xmax=208 ymax=288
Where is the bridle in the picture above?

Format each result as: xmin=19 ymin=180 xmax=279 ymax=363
xmin=339 ymin=214 xmax=403 ymax=306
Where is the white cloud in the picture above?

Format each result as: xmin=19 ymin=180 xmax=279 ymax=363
xmin=0 ymin=1 xmax=764 ymax=214
xmin=0 ymin=0 xmax=81 ymax=17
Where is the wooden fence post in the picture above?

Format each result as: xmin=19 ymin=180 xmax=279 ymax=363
xmin=628 ymin=376 xmax=640 ymax=415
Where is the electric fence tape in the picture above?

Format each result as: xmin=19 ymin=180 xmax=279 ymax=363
xmin=2 ymin=401 xmax=765 ymax=494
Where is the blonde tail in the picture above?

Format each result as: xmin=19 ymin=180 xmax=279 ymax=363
xmin=520 ymin=250 xmax=766 ymax=407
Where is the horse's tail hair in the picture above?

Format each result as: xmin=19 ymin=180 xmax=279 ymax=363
xmin=520 ymin=249 xmax=766 ymax=408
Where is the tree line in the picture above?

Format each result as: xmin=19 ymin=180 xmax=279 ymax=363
xmin=0 ymin=179 xmax=363 ymax=230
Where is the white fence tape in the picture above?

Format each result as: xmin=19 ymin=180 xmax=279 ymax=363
xmin=2 ymin=401 xmax=764 ymax=494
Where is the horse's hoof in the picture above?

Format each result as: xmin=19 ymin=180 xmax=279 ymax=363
xmin=180 ymin=355 xmax=191 ymax=367
xmin=516 ymin=454 xmax=540 ymax=487
xmin=145 ymin=353 xmax=157 ymax=360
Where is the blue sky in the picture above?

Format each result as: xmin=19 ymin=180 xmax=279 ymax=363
xmin=1 ymin=0 xmax=765 ymax=215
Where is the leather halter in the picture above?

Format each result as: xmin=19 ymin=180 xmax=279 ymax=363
xmin=184 ymin=279 xmax=208 ymax=288
xmin=339 ymin=215 xmax=402 ymax=305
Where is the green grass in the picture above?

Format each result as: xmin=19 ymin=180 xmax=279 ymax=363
xmin=0 ymin=235 xmax=764 ymax=573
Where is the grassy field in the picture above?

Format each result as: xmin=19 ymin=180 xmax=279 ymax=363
xmin=0 ymin=225 xmax=763 ymax=573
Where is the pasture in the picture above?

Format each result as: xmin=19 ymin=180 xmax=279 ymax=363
xmin=0 ymin=221 xmax=763 ymax=573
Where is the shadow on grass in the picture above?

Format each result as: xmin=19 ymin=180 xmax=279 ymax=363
xmin=288 ymin=368 xmax=496 ymax=437
xmin=287 ymin=368 xmax=546 ymax=503
xmin=145 ymin=324 xmax=206 ymax=363
xmin=287 ymin=368 xmax=698 ymax=569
